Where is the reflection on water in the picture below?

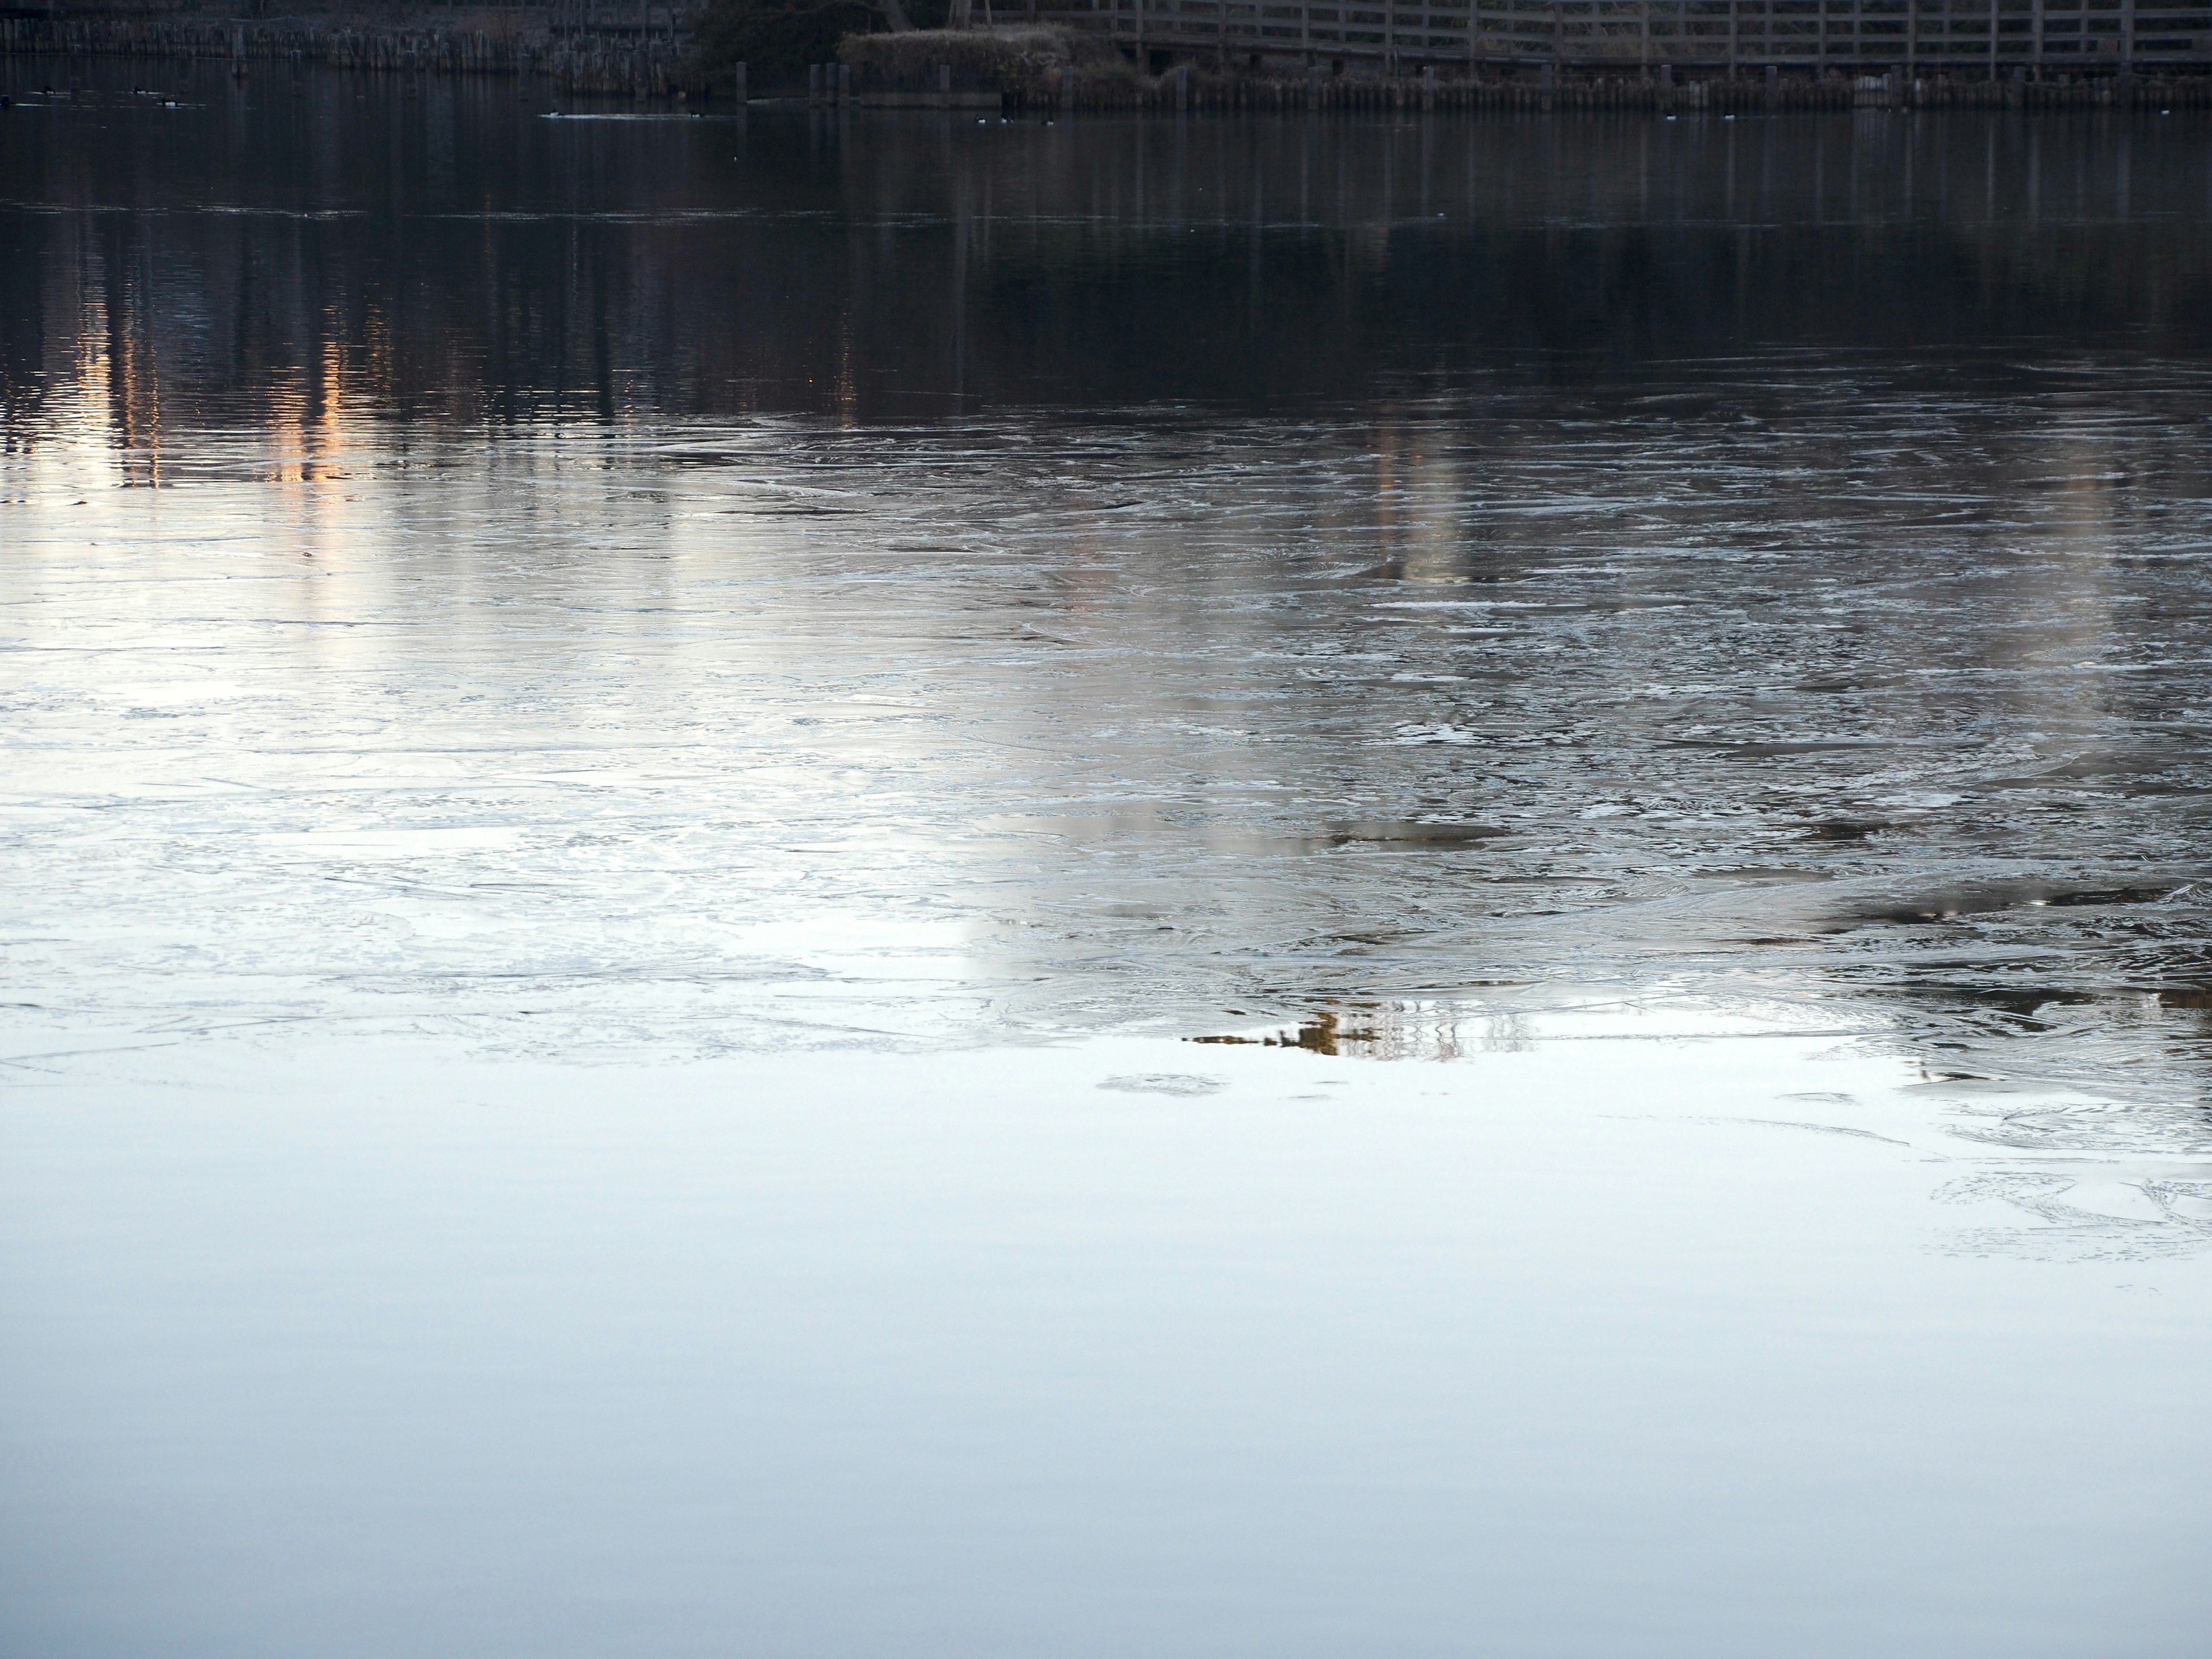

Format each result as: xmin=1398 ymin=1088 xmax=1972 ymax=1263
xmin=8 ymin=59 xmax=2212 ymax=426
xmin=13 ymin=395 xmax=2210 ymax=1112
xmin=3 ymin=63 xmax=2211 ymax=1112
xmin=6 ymin=61 xmax=2212 ymax=1659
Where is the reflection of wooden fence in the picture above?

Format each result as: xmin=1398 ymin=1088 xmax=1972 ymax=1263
xmin=1055 ymin=0 xmax=2212 ymax=69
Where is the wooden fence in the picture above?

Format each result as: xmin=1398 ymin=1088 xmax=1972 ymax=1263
xmin=1053 ymin=0 xmax=2212 ymax=69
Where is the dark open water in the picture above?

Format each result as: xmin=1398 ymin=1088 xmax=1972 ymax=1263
xmin=4 ymin=56 xmax=2212 ymax=1659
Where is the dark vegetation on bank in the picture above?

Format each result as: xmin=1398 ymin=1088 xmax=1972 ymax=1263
xmin=0 ymin=10 xmax=700 ymax=92
xmin=696 ymin=0 xmax=953 ymax=86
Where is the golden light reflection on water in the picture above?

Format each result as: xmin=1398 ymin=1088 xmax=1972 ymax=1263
xmin=7 ymin=82 xmax=2212 ymax=1659
xmin=4 ymin=86 xmax=2211 ymax=1122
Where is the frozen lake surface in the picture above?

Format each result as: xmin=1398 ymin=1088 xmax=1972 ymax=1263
xmin=3 ymin=60 xmax=2211 ymax=1656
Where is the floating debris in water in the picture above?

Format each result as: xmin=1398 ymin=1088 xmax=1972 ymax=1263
xmin=1191 ymin=1012 xmax=1380 ymax=1055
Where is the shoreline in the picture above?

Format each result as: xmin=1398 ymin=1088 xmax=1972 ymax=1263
xmin=5 ymin=17 xmax=2210 ymax=109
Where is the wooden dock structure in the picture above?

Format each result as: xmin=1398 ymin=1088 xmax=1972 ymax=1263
xmin=1047 ymin=0 xmax=2212 ymax=73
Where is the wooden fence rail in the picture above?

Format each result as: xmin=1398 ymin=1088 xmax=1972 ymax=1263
xmin=1055 ymin=0 xmax=2212 ymax=70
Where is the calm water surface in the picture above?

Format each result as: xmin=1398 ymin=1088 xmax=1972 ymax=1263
xmin=3 ymin=59 xmax=2211 ymax=1658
